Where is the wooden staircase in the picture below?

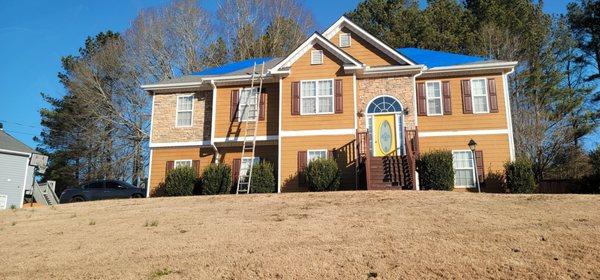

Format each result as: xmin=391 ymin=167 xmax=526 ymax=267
xmin=356 ymin=128 xmax=419 ymax=190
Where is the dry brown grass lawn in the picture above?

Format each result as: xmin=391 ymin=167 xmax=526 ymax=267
xmin=1 ymin=191 xmax=599 ymax=279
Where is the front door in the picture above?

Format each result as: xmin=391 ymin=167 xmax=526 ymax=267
xmin=373 ymin=114 xmax=397 ymax=156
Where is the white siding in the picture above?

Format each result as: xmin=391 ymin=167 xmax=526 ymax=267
xmin=0 ymin=153 xmax=29 ymax=209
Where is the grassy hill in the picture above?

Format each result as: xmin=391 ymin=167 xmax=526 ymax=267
xmin=1 ymin=191 xmax=599 ymax=279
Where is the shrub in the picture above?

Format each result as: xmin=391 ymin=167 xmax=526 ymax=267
xmin=201 ymin=163 xmax=232 ymax=195
xmin=305 ymin=158 xmax=340 ymax=192
xmin=164 ymin=166 xmax=198 ymax=196
xmin=504 ymin=158 xmax=536 ymax=193
xmin=250 ymin=161 xmax=276 ymax=193
xmin=417 ymin=150 xmax=454 ymax=191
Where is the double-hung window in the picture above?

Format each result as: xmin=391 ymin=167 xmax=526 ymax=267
xmin=307 ymin=150 xmax=327 ymax=162
xmin=301 ymin=80 xmax=334 ymax=114
xmin=176 ymin=95 xmax=194 ymax=127
xmin=239 ymin=87 xmax=259 ymax=121
xmin=452 ymin=151 xmax=475 ymax=188
xmin=471 ymin=78 xmax=489 ymax=113
xmin=425 ymin=81 xmax=442 ymax=115
xmin=174 ymin=159 xmax=192 ymax=168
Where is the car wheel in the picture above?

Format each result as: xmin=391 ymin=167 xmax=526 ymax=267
xmin=70 ymin=196 xmax=85 ymax=203
xmin=131 ymin=193 xmax=144 ymax=199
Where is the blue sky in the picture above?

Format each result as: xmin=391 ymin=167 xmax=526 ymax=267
xmin=0 ymin=0 xmax=575 ymax=149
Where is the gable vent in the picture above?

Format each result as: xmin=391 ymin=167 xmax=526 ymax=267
xmin=339 ymin=33 xmax=351 ymax=48
xmin=311 ymin=50 xmax=323 ymax=65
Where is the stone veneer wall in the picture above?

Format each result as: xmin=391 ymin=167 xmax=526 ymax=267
xmin=151 ymin=91 xmax=212 ymax=143
xmin=356 ymin=76 xmax=416 ymax=130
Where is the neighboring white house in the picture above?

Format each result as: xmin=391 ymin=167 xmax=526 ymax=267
xmin=0 ymin=124 xmax=36 ymax=209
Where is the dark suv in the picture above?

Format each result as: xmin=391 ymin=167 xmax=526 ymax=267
xmin=59 ymin=180 xmax=146 ymax=203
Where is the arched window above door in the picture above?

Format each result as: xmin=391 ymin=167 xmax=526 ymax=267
xmin=367 ymin=96 xmax=403 ymax=114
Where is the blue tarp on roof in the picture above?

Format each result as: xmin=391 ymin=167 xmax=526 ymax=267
xmin=397 ymin=48 xmax=484 ymax=68
xmin=193 ymin=57 xmax=273 ymax=76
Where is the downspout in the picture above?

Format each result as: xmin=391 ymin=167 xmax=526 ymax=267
xmin=208 ymin=80 xmax=220 ymax=163
xmin=411 ymin=67 xmax=426 ymax=191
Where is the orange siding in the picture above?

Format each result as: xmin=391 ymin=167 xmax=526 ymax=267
xmin=281 ymin=44 xmax=355 ymax=131
xmin=149 ymin=145 xmax=277 ymax=195
xmin=280 ymin=135 xmax=357 ymax=192
xmin=417 ymin=75 xmax=508 ymax=132
xmin=330 ymin=27 xmax=397 ymax=67
xmin=419 ymin=134 xmax=511 ymax=174
xmin=214 ymin=83 xmax=279 ymax=139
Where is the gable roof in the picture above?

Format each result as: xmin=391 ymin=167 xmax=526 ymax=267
xmin=270 ymin=32 xmax=364 ymax=74
xmin=322 ymin=16 xmax=415 ymax=66
xmin=397 ymin=48 xmax=485 ymax=68
xmin=0 ymin=129 xmax=34 ymax=154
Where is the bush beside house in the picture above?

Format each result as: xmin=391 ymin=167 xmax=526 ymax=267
xmin=504 ymin=158 xmax=536 ymax=193
xmin=250 ymin=161 xmax=276 ymax=193
xmin=163 ymin=166 xmax=198 ymax=196
xmin=417 ymin=150 xmax=454 ymax=191
xmin=201 ymin=163 xmax=232 ymax=195
xmin=305 ymin=158 xmax=340 ymax=192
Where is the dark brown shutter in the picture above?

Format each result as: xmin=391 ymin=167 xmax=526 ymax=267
xmin=165 ymin=161 xmax=174 ymax=177
xmin=461 ymin=80 xmax=473 ymax=114
xmin=259 ymin=91 xmax=267 ymax=120
xmin=487 ymin=78 xmax=499 ymax=113
xmin=328 ymin=150 xmax=334 ymax=159
xmin=230 ymin=89 xmax=239 ymax=121
xmin=192 ymin=160 xmax=200 ymax=175
xmin=417 ymin=82 xmax=426 ymax=116
xmin=232 ymin=159 xmax=241 ymax=183
xmin=291 ymin=82 xmax=300 ymax=115
xmin=475 ymin=150 xmax=485 ymax=183
xmin=297 ymin=151 xmax=307 ymax=186
xmin=334 ymin=79 xmax=343 ymax=113
xmin=442 ymin=81 xmax=452 ymax=115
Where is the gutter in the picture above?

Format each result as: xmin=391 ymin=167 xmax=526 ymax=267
xmin=424 ymin=61 xmax=519 ymax=73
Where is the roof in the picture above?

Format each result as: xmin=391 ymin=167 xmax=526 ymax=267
xmin=397 ymin=48 xmax=485 ymax=68
xmin=0 ymin=129 xmax=34 ymax=154
xmin=193 ymin=57 xmax=283 ymax=78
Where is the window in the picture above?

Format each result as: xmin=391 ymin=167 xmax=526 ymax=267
xmin=311 ymin=50 xmax=323 ymax=65
xmin=174 ymin=160 xmax=192 ymax=168
xmin=239 ymin=87 xmax=259 ymax=121
xmin=339 ymin=33 xmax=351 ymax=48
xmin=105 ymin=181 xmax=124 ymax=189
xmin=471 ymin=78 xmax=489 ymax=113
xmin=301 ymin=80 xmax=334 ymax=114
xmin=85 ymin=181 xmax=105 ymax=189
xmin=307 ymin=150 xmax=327 ymax=162
xmin=425 ymin=81 xmax=442 ymax=115
xmin=239 ymin=157 xmax=260 ymax=182
xmin=176 ymin=95 xmax=194 ymax=127
xmin=452 ymin=151 xmax=475 ymax=188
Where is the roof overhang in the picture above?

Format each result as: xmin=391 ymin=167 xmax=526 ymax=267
xmin=322 ymin=16 xmax=415 ymax=66
xmin=358 ymin=65 xmax=426 ymax=78
xmin=269 ymin=32 xmax=364 ymax=75
xmin=141 ymin=74 xmax=278 ymax=92
xmin=420 ymin=61 xmax=518 ymax=78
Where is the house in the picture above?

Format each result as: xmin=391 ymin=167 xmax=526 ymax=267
xmin=141 ymin=16 xmax=517 ymax=195
xmin=0 ymin=124 xmax=37 ymax=209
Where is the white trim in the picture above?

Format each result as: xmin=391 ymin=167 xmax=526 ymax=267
xmin=419 ymin=129 xmax=510 ymax=137
xmin=451 ymin=150 xmax=477 ymax=189
xmin=339 ymin=32 xmax=351 ymax=48
xmin=322 ymin=16 xmax=415 ymax=66
xmin=503 ymin=71 xmax=516 ymax=161
xmin=269 ymin=33 xmax=363 ymax=74
xmin=175 ymin=93 xmax=194 ymax=127
xmin=280 ymin=128 xmax=355 ymax=137
xmin=470 ymin=78 xmax=490 ymax=114
xmin=353 ymin=74 xmax=358 ymax=131
xmin=149 ymin=94 xmax=155 ymax=144
xmin=149 ymin=141 xmax=209 ymax=148
xmin=146 ymin=149 xmax=153 ymax=197
xmin=425 ymin=62 xmax=519 ymax=73
xmin=424 ymin=80 xmax=443 ymax=116
xmin=141 ymin=81 xmax=204 ymax=90
xmin=0 ymin=148 xmax=31 ymax=157
xmin=210 ymin=80 xmax=217 ymax=145
xmin=277 ymin=77 xmax=283 ymax=194
xmin=174 ymin=159 xmax=193 ymax=168
xmin=18 ymin=155 xmax=30 ymax=208
xmin=300 ymin=79 xmax=335 ymax=115
xmin=307 ymin=149 xmax=328 ymax=162
xmin=214 ymin=135 xmax=278 ymax=142
xmin=310 ymin=50 xmax=323 ymax=65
